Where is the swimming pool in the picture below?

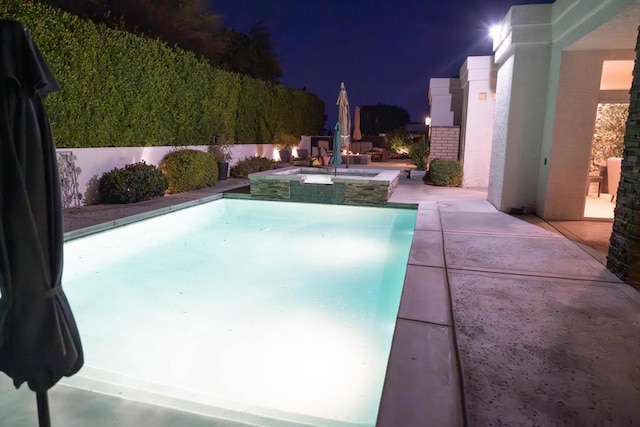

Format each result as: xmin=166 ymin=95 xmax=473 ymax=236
xmin=60 ymin=198 xmax=416 ymax=426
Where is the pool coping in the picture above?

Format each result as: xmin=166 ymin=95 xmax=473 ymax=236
xmin=63 ymin=194 xmax=224 ymax=241
xmin=62 ymin=194 xmax=463 ymax=426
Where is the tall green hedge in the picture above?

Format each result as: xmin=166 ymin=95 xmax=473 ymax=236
xmin=0 ymin=0 xmax=324 ymax=148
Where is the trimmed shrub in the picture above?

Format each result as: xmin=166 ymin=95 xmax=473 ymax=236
xmin=230 ymin=156 xmax=274 ymax=178
xmin=159 ymin=149 xmax=218 ymax=193
xmin=429 ymin=159 xmax=463 ymax=187
xmin=0 ymin=0 xmax=325 ymax=148
xmin=98 ymin=161 xmax=168 ymax=203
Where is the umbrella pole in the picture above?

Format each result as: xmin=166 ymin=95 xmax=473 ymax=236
xmin=36 ymin=391 xmax=51 ymax=427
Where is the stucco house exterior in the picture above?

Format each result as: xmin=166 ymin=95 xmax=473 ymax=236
xmin=489 ymin=0 xmax=638 ymax=219
xmin=429 ymin=0 xmax=639 ymax=283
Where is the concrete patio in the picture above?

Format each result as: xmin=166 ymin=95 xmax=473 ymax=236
xmin=2 ymin=170 xmax=638 ymax=426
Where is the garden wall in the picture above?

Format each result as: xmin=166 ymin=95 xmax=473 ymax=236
xmin=57 ymin=144 xmax=281 ymax=206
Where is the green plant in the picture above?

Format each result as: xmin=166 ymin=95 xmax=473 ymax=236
xmin=1 ymin=0 xmax=325 ymax=148
xmin=388 ymin=128 xmax=411 ymax=156
xmin=273 ymin=131 xmax=299 ymax=152
xmin=159 ymin=149 xmax=218 ymax=193
xmin=429 ymin=159 xmax=463 ymax=187
xmin=230 ymin=156 xmax=274 ymax=178
xmin=591 ymin=103 xmax=628 ymax=169
xmin=98 ymin=161 xmax=168 ymax=203
xmin=208 ymin=136 xmax=234 ymax=163
xmin=408 ymin=135 xmax=430 ymax=170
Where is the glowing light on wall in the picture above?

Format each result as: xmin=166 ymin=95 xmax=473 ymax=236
xmin=490 ymin=24 xmax=501 ymax=43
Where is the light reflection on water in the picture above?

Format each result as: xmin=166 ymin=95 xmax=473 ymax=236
xmin=61 ymin=199 xmax=416 ymax=426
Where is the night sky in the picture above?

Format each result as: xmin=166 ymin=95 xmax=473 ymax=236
xmin=210 ymin=0 xmax=555 ymax=127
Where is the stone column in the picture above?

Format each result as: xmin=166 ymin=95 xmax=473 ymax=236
xmin=607 ymin=26 xmax=640 ymax=287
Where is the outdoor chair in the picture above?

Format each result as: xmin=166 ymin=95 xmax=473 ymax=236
xmin=317 ymin=146 xmax=331 ymax=166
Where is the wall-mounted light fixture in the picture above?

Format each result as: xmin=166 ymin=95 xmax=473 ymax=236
xmin=490 ymin=24 xmax=501 ymax=43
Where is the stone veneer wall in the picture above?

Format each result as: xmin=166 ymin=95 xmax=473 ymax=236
xmin=251 ymin=180 xmax=290 ymax=201
xmin=343 ymin=182 xmax=394 ymax=206
xmin=607 ymin=26 xmax=640 ymax=287
xmin=250 ymin=176 xmax=399 ymax=206
xmin=430 ymin=126 xmax=460 ymax=161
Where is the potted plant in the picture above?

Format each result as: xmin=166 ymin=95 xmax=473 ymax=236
xmin=208 ymin=136 xmax=233 ymax=181
xmin=273 ymin=131 xmax=299 ymax=163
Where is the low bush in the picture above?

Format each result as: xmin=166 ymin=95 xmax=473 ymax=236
xmin=230 ymin=156 xmax=274 ymax=178
xmin=159 ymin=149 xmax=218 ymax=193
xmin=98 ymin=161 xmax=168 ymax=204
xmin=429 ymin=159 xmax=463 ymax=187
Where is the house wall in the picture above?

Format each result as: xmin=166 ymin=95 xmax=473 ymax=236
xmin=490 ymin=4 xmax=553 ymax=212
xmin=430 ymin=127 xmax=460 ymax=160
xmin=490 ymin=0 xmax=637 ymax=217
xmin=459 ymin=56 xmax=496 ymax=188
xmin=428 ymin=78 xmax=462 ymax=126
xmin=428 ymin=78 xmax=463 ymax=162
xmin=544 ymin=49 xmax=634 ymax=219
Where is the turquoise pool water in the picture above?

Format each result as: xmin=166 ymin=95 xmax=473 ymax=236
xmin=60 ymin=199 xmax=416 ymax=426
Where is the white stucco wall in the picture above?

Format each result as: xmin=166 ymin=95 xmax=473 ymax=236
xmin=58 ymin=144 xmax=282 ymax=205
xmin=460 ymin=56 xmax=496 ymax=188
xmin=537 ymin=0 xmax=637 ymax=218
xmin=544 ymin=49 xmax=633 ymax=219
xmin=489 ymin=0 xmax=637 ymax=217
xmin=489 ymin=4 xmax=553 ymax=212
xmin=487 ymin=55 xmax=513 ymax=208
xmin=428 ymin=78 xmax=462 ymax=126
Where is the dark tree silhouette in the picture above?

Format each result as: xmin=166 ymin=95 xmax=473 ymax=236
xmin=35 ymin=0 xmax=226 ymax=64
xmin=36 ymin=0 xmax=282 ymax=81
xmin=219 ymin=22 xmax=282 ymax=81
xmin=360 ymin=103 xmax=411 ymax=136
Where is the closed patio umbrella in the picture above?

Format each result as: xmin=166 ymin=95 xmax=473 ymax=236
xmin=336 ymin=82 xmax=351 ymax=167
xmin=329 ymin=122 xmax=343 ymax=166
xmin=0 ymin=20 xmax=83 ymax=427
xmin=353 ymin=106 xmax=362 ymax=142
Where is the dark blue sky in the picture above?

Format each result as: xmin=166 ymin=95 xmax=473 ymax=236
xmin=210 ymin=0 xmax=554 ymax=126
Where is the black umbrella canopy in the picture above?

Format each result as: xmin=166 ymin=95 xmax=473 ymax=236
xmin=0 ymin=19 xmax=83 ymax=424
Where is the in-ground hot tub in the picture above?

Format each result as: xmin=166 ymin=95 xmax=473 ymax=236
xmin=249 ymin=166 xmax=401 ymax=205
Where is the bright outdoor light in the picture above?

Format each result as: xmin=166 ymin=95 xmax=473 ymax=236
xmin=490 ymin=24 xmax=501 ymax=42
xmin=424 ymin=116 xmax=431 ymax=126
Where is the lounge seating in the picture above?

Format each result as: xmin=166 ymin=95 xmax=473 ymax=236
xmin=350 ymin=141 xmax=390 ymax=161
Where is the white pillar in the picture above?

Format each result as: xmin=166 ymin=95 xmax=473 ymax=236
xmin=488 ymin=5 xmax=553 ymax=212
xmin=459 ymin=56 xmax=497 ymax=188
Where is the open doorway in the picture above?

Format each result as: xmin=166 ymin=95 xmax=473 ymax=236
xmin=584 ymin=102 xmax=628 ymax=219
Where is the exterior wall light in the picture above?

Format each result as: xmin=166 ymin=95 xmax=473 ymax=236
xmin=490 ymin=24 xmax=501 ymax=43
